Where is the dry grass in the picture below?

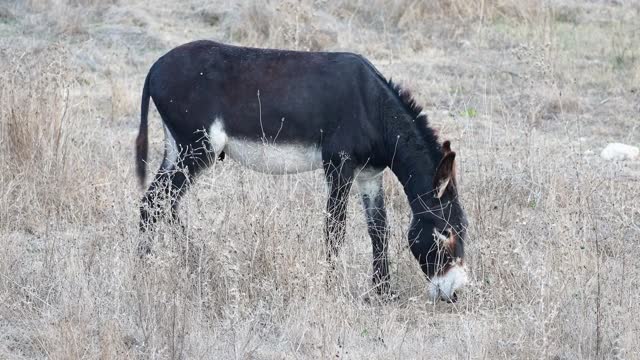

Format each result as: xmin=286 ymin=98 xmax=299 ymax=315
xmin=1 ymin=0 xmax=639 ymax=358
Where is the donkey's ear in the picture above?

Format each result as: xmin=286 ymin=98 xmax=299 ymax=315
xmin=433 ymin=149 xmax=457 ymax=199
xmin=442 ymin=140 xmax=452 ymax=155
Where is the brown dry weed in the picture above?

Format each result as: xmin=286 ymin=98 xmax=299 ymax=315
xmin=1 ymin=0 xmax=639 ymax=358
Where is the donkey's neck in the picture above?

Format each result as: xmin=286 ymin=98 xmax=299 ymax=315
xmin=384 ymin=112 xmax=443 ymax=214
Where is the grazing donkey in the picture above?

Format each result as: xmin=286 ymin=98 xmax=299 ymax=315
xmin=135 ymin=40 xmax=468 ymax=302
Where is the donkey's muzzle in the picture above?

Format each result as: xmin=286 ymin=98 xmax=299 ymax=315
xmin=441 ymin=291 xmax=458 ymax=303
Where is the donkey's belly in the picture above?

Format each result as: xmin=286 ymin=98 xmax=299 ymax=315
xmin=224 ymin=138 xmax=323 ymax=174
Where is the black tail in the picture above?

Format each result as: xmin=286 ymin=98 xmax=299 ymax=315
xmin=136 ymin=72 xmax=151 ymax=188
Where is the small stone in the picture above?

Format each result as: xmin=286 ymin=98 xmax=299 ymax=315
xmin=600 ymin=143 xmax=639 ymax=161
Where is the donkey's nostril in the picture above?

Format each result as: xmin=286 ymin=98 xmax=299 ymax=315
xmin=448 ymin=291 xmax=458 ymax=303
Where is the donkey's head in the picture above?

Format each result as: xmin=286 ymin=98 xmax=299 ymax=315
xmin=408 ymin=141 xmax=468 ymax=303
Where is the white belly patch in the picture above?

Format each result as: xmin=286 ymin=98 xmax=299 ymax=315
xmin=209 ymin=118 xmax=323 ymax=175
xmin=225 ymin=138 xmax=323 ymax=174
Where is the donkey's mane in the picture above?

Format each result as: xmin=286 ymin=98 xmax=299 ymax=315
xmin=386 ymin=79 xmax=443 ymax=162
xmin=387 ymin=80 xmax=425 ymax=120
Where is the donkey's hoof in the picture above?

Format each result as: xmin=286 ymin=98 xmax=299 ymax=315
xmin=364 ymin=288 xmax=398 ymax=305
xmin=137 ymin=240 xmax=152 ymax=258
xmin=379 ymin=290 xmax=399 ymax=303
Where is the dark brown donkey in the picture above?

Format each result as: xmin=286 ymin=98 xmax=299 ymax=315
xmin=135 ymin=40 xmax=468 ymax=302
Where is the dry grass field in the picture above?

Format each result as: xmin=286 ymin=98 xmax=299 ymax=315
xmin=1 ymin=0 xmax=639 ymax=358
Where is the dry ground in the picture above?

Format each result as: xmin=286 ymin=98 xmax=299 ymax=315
xmin=1 ymin=0 xmax=639 ymax=358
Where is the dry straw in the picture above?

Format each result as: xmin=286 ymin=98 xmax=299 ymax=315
xmin=1 ymin=0 xmax=638 ymax=358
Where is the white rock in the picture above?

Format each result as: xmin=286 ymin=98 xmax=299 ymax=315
xmin=600 ymin=143 xmax=639 ymax=161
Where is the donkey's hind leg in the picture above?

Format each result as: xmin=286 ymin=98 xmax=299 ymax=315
xmin=166 ymin=149 xmax=213 ymax=224
xmin=138 ymin=155 xmax=212 ymax=254
xmin=140 ymin=151 xmax=212 ymax=228
xmin=138 ymin=126 xmax=214 ymax=255
xmin=323 ymin=156 xmax=355 ymax=262
xmin=139 ymin=165 xmax=174 ymax=232
xmin=357 ymin=170 xmax=391 ymax=296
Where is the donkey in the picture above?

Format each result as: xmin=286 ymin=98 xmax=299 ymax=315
xmin=135 ymin=40 xmax=468 ymax=302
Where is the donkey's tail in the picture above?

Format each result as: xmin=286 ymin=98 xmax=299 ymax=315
xmin=135 ymin=71 xmax=151 ymax=188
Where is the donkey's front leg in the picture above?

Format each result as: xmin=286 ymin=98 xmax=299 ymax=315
xmin=323 ymin=158 xmax=354 ymax=262
xmin=357 ymin=170 xmax=391 ymax=295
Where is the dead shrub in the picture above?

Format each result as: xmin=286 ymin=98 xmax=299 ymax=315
xmin=0 ymin=46 xmax=99 ymax=231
